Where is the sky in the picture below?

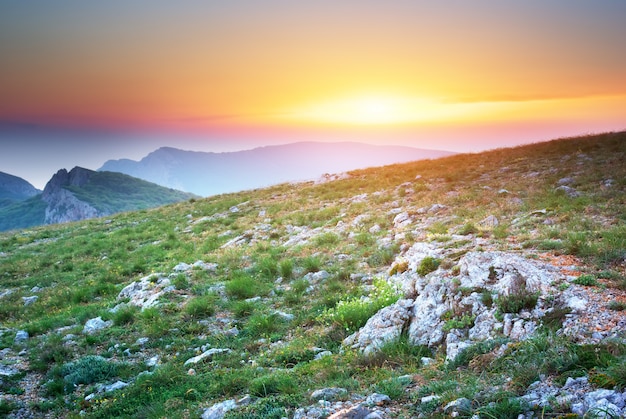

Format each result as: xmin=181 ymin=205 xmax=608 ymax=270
xmin=1 ymin=1 xmax=625 ymax=189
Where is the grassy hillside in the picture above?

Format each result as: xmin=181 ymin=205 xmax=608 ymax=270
xmin=66 ymin=171 xmax=197 ymax=214
xmin=0 ymin=132 xmax=624 ymax=418
xmin=0 ymin=196 xmax=47 ymax=231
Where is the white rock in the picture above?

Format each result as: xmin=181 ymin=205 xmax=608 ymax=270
xmin=83 ymin=317 xmax=113 ymax=335
xmin=118 ymin=273 xmax=172 ymax=309
xmin=184 ymin=348 xmax=231 ymax=366
xmin=201 ymin=399 xmax=238 ymax=419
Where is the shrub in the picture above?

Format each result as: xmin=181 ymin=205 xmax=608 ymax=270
xmin=62 ymin=355 xmax=119 ymax=392
xmin=417 ymin=256 xmax=441 ymax=276
xmin=322 ymin=278 xmax=400 ymax=333
xmin=573 ymin=274 xmax=598 ymax=286
xmin=302 ymin=256 xmax=322 ymax=273
xmin=231 ymin=300 xmax=256 ymax=318
xmin=368 ymin=245 xmax=399 ymax=267
xmin=458 ymin=222 xmax=478 ymax=235
xmin=375 ymin=376 xmax=411 ymax=400
xmin=279 ymin=259 xmax=294 ymax=279
xmin=442 ymin=314 xmax=476 ymax=332
xmin=495 ymin=279 xmax=539 ymax=314
xmin=245 ymin=313 xmax=283 ymax=338
xmin=608 ymin=301 xmax=626 ymax=311
xmin=225 ymin=273 xmax=260 ymax=300
xmin=184 ymin=294 xmax=217 ymax=319
xmin=249 ymin=372 xmax=297 ymax=397
xmin=112 ymin=305 xmax=139 ymax=326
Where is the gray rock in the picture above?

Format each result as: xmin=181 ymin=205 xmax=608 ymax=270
xmin=173 ymin=262 xmax=192 ymax=272
xmin=557 ymin=177 xmax=574 ymax=185
xmin=393 ymin=212 xmax=411 ymax=228
xmin=22 ymin=295 xmax=38 ymax=306
xmin=104 ymin=381 xmax=128 ymax=393
xmin=14 ymin=330 xmax=29 ymax=343
xmin=201 ymin=399 xmax=238 ymax=419
xmin=314 ymin=351 xmax=333 ymax=360
xmin=311 ymin=387 xmax=348 ymax=402
xmin=555 ymin=185 xmax=581 ymax=198
xmin=365 ymin=393 xmax=391 ymax=406
xmin=479 ymin=215 xmax=499 ymax=228
xmin=444 ymin=398 xmax=472 ymax=414
xmin=83 ymin=317 xmax=113 ymax=334
xmin=118 ymin=273 xmax=172 ymax=309
xmin=0 ymin=365 xmax=19 ymax=377
xmin=328 ymin=406 xmax=373 ymax=419
xmin=274 ymin=310 xmax=295 ymax=321
xmin=344 ymin=299 xmax=413 ymax=355
xmin=184 ymin=348 xmax=231 ymax=366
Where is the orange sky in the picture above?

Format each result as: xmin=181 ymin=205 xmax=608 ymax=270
xmin=1 ymin=1 xmax=625 ymax=152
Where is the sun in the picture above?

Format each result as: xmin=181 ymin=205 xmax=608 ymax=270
xmin=285 ymin=94 xmax=446 ymax=126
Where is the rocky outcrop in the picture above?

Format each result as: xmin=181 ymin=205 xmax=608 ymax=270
xmin=42 ymin=167 xmax=104 ymax=224
xmin=346 ymin=248 xmax=565 ymax=360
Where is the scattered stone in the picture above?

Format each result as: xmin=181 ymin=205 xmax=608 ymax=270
xmin=393 ymin=212 xmax=411 ymax=229
xmin=14 ymin=330 xmax=29 ymax=343
xmin=30 ymin=286 xmax=42 ymax=293
xmin=444 ymin=398 xmax=472 ymax=415
xmin=365 ymin=393 xmax=390 ymax=406
xmin=314 ymin=351 xmax=332 ymax=360
xmin=556 ymin=185 xmax=581 ymax=198
xmin=184 ymin=348 xmax=231 ymax=366
xmin=479 ymin=215 xmax=499 ymax=228
xmin=22 ymin=295 xmax=38 ymax=306
xmin=103 ymin=381 xmax=128 ymax=393
xmin=193 ymin=260 xmax=218 ymax=271
xmin=83 ymin=317 xmax=113 ymax=335
xmin=201 ymin=399 xmax=238 ymax=419
xmin=274 ymin=310 xmax=295 ymax=321
xmin=118 ymin=273 xmax=173 ymax=309
xmin=328 ymin=405 xmax=373 ymax=419
xmin=344 ymin=299 xmax=413 ymax=355
xmin=557 ymin=177 xmax=574 ymax=185
xmin=173 ymin=262 xmax=192 ymax=272
xmin=311 ymin=387 xmax=348 ymax=402
xmin=0 ymin=365 xmax=19 ymax=377
xmin=146 ymin=356 xmax=160 ymax=367
xmin=136 ymin=337 xmax=149 ymax=346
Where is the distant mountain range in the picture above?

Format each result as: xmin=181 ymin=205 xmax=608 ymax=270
xmin=0 ymin=167 xmax=195 ymax=232
xmin=99 ymin=142 xmax=455 ymax=196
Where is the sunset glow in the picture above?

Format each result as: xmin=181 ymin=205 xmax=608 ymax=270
xmin=1 ymin=1 xmax=625 ymax=188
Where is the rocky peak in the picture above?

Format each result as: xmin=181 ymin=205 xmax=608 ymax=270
xmin=0 ymin=171 xmax=40 ymax=200
xmin=42 ymin=167 xmax=94 ymax=202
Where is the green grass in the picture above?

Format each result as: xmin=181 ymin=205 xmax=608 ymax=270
xmin=0 ymin=132 xmax=625 ymax=418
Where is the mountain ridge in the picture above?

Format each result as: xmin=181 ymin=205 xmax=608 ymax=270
xmin=0 ymin=171 xmax=40 ymax=205
xmin=0 ymin=167 xmax=195 ymax=232
xmin=99 ymin=141 xmax=456 ymax=196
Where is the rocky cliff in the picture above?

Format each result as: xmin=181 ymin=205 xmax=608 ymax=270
xmin=41 ymin=167 xmax=103 ymax=224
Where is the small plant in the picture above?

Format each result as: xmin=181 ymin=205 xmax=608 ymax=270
xmin=172 ymin=273 xmax=189 ymax=290
xmin=442 ymin=314 xmax=476 ymax=332
xmin=389 ymin=260 xmax=409 ymax=276
xmin=481 ymin=290 xmax=494 ymax=307
xmin=226 ymin=272 xmax=261 ymax=300
xmin=279 ymin=259 xmax=294 ymax=279
xmin=375 ymin=376 xmax=411 ymax=400
xmin=61 ymin=355 xmax=120 ymax=392
xmin=249 ymin=371 xmax=297 ymax=397
xmin=607 ymin=301 xmax=626 ymax=311
xmin=184 ymin=294 xmax=217 ymax=319
xmin=112 ymin=304 xmax=139 ymax=326
xmin=417 ymin=256 xmax=441 ymax=276
xmin=322 ymin=278 xmax=400 ymax=333
xmin=459 ymin=222 xmax=478 ymax=235
xmin=302 ymin=256 xmax=322 ymax=273
xmin=572 ymin=274 xmax=598 ymax=286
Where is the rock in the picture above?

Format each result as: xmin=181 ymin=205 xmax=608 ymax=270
xmin=274 ymin=310 xmax=295 ymax=321
xmin=344 ymin=299 xmax=413 ymax=354
xmin=304 ymin=270 xmax=331 ymax=283
xmin=479 ymin=215 xmax=499 ymax=228
xmin=104 ymin=381 xmax=128 ymax=393
xmin=136 ymin=337 xmax=149 ymax=346
xmin=0 ymin=365 xmax=19 ymax=377
xmin=173 ymin=262 xmax=192 ymax=272
xmin=444 ymin=398 xmax=472 ymax=415
xmin=365 ymin=393 xmax=391 ymax=406
xmin=421 ymin=357 xmax=435 ymax=366
xmin=14 ymin=330 xmax=29 ymax=343
xmin=328 ymin=405 xmax=374 ymax=419
xmin=83 ymin=317 xmax=113 ymax=334
xmin=184 ymin=348 xmax=231 ymax=366
xmin=22 ymin=295 xmax=38 ymax=306
xmin=557 ymin=177 xmax=574 ymax=185
xmin=314 ymin=351 xmax=333 ymax=360
xmin=193 ymin=260 xmax=218 ymax=271
xmin=566 ymin=296 xmax=588 ymax=312
xmin=311 ymin=387 xmax=348 ymax=402
xmin=393 ymin=212 xmax=411 ymax=229
xmin=555 ymin=185 xmax=581 ymax=198
xmin=146 ymin=356 xmax=159 ymax=367
xmin=118 ymin=273 xmax=173 ymax=309
xmin=421 ymin=395 xmax=441 ymax=404
xmin=201 ymin=399 xmax=238 ymax=419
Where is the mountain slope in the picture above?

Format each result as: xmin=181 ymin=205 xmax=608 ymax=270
xmin=0 ymin=167 xmax=195 ymax=231
xmin=99 ymin=142 xmax=455 ymax=196
xmin=0 ymin=171 xmax=40 ymax=206
xmin=0 ymin=132 xmax=625 ymax=418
